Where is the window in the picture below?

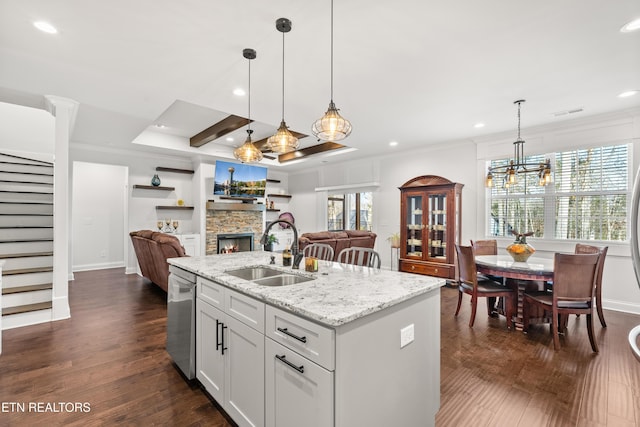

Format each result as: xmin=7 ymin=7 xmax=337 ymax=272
xmin=327 ymin=192 xmax=372 ymax=231
xmin=488 ymin=143 xmax=629 ymax=242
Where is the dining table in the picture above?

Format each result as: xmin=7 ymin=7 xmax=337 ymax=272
xmin=475 ymin=255 xmax=554 ymax=330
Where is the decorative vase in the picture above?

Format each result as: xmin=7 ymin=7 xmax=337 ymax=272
xmin=506 ymin=242 xmax=535 ymax=262
xmin=151 ymin=174 xmax=161 ymax=186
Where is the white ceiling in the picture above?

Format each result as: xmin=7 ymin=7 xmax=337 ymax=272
xmin=1 ymin=0 xmax=639 ymax=171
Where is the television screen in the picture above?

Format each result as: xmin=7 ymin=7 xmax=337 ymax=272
xmin=214 ymin=160 xmax=267 ymax=197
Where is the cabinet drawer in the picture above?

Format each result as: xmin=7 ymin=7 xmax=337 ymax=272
xmin=265 ymin=338 xmax=333 ymax=427
xmin=266 ymin=305 xmax=335 ymax=371
xmin=197 ymin=276 xmax=224 ymax=309
xmin=225 ymin=288 xmax=265 ymax=334
xmin=400 ymin=260 xmax=453 ymax=279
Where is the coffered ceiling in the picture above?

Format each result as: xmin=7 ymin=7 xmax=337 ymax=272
xmin=0 ymin=0 xmax=638 ymax=171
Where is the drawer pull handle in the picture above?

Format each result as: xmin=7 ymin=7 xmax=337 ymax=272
xmin=275 ymin=354 xmax=304 ymax=374
xmin=411 ymin=265 xmax=415 ymax=271
xmin=277 ymin=327 xmax=307 ymax=343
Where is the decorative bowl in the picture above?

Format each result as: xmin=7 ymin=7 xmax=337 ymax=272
xmin=506 ymin=242 xmax=535 ymax=262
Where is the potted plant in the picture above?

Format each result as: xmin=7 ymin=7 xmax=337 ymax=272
xmin=387 ymin=232 xmax=401 ymax=248
xmin=264 ymin=234 xmax=279 ymax=252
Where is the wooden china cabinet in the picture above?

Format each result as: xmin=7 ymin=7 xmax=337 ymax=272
xmin=399 ymin=175 xmax=463 ymax=281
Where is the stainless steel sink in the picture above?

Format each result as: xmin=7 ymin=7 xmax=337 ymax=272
xmin=252 ymin=274 xmax=314 ymax=287
xmin=225 ymin=266 xmax=314 ymax=287
xmin=225 ymin=266 xmax=282 ymax=281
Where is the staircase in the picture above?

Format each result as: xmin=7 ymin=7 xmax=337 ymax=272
xmin=0 ymin=152 xmax=54 ymax=328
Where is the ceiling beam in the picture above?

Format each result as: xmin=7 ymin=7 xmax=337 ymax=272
xmin=190 ymin=115 xmax=251 ymax=147
xmin=278 ymin=142 xmax=346 ymax=163
xmin=253 ymin=131 xmax=309 ymax=152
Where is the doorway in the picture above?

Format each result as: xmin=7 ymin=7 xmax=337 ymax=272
xmin=71 ymin=162 xmax=128 ymax=271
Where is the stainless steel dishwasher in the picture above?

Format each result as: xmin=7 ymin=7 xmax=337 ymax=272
xmin=166 ymin=265 xmax=197 ymax=379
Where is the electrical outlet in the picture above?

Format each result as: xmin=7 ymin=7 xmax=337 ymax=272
xmin=400 ymin=324 xmax=414 ymax=348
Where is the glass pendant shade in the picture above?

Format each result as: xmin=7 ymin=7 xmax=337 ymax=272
xmin=233 ymin=48 xmax=262 ymax=164
xmin=233 ymin=130 xmax=263 ymax=163
xmin=312 ymin=101 xmax=352 ymax=141
xmin=267 ymin=120 xmax=298 ymax=154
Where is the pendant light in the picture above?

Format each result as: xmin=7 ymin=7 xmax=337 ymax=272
xmin=266 ymin=18 xmax=299 ymax=154
xmin=485 ymin=100 xmax=551 ymax=188
xmin=312 ymin=0 xmax=352 ymax=141
xmin=233 ymin=48 xmax=263 ymax=163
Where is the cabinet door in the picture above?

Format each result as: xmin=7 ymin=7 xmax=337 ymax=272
xmin=427 ymin=191 xmax=448 ymax=261
xmin=265 ymin=338 xmax=333 ymax=427
xmin=224 ymin=314 xmax=265 ymax=427
xmin=179 ymin=234 xmax=201 ymax=256
xmin=403 ymin=192 xmax=425 ymax=259
xmin=196 ymin=298 xmax=225 ymax=403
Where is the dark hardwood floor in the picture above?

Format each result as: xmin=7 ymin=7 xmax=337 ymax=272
xmin=0 ymin=268 xmax=234 ymax=427
xmin=1 ymin=268 xmax=639 ymax=426
xmin=437 ymin=286 xmax=640 ymax=427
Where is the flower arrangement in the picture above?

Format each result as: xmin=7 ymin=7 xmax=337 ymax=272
xmin=387 ymin=232 xmax=400 ymax=248
xmin=507 ymin=230 xmax=535 ymax=261
xmin=510 ymin=230 xmax=534 ymax=244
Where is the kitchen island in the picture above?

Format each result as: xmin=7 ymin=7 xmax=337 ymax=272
xmin=168 ymin=251 xmax=444 ymax=427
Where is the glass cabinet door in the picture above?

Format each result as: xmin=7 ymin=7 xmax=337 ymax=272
xmin=405 ymin=195 xmax=424 ymax=258
xmin=428 ymin=193 xmax=447 ymax=260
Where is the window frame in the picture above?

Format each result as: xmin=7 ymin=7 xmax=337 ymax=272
xmin=485 ymin=142 xmax=632 ymax=243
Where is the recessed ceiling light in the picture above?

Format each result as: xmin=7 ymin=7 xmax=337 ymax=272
xmin=389 ymin=141 xmax=398 ymax=147
xmin=233 ymin=88 xmax=245 ymax=96
xmin=33 ymin=21 xmax=58 ymax=34
xmin=473 ymin=123 xmax=485 ymax=128
xmin=155 ymin=124 xmax=166 ymax=129
xmin=618 ymin=90 xmax=639 ymax=98
xmin=226 ymin=137 xmax=234 ymax=142
xmin=621 ymin=17 xmax=640 ymax=33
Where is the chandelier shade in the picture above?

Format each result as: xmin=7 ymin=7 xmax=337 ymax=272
xmin=485 ymin=100 xmax=551 ymax=188
xmin=312 ymin=0 xmax=352 ymax=142
xmin=233 ymin=48 xmax=263 ymax=164
xmin=267 ymin=18 xmax=299 ymax=154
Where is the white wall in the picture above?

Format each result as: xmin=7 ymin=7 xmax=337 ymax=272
xmin=72 ymin=162 xmax=127 ymax=271
xmin=0 ymin=101 xmax=54 ymax=160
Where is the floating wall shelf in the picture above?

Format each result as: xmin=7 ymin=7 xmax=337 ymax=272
xmin=267 ymin=194 xmax=292 ymax=199
xmin=266 ymin=178 xmax=281 ymax=183
xmin=133 ymin=184 xmax=175 ymax=191
xmin=155 ymin=206 xmax=194 ymax=210
xmin=156 ymin=167 xmax=194 ymax=174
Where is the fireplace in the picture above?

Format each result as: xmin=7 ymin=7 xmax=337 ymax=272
xmin=217 ymin=233 xmax=255 ymax=254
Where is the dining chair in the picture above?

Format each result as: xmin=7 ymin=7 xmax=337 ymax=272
xmin=523 ymin=252 xmax=600 ymax=352
xmin=455 ymin=244 xmax=514 ymax=328
xmin=303 ymin=243 xmax=335 ymax=262
xmin=470 ymin=239 xmax=497 ymax=256
xmin=471 ymin=239 xmax=502 ymax=315
xmin=574 ymin=243 xmax=609 ymax=327
xmin=337 ymin=247 xmax=381 ymax=269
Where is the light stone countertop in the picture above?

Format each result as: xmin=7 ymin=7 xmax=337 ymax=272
xmin=168 ymin=251 xmax=445 ymax=327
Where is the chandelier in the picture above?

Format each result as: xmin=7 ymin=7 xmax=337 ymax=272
xmin=266 ymin=18 xmax=299 ymax=154
xmin=233 ymin=48 xmax=263 ymax=164
xmin=311 ymin=0 xmax=352 ymax=142
xmin=485 ymin=100 xmax=551 ymax=188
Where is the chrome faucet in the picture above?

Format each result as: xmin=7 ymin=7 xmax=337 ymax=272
xmin=260 ymin=219 xmax=299 ymax=257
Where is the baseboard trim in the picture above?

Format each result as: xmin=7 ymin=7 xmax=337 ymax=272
xmin=72 ymin=261 xmax=125 ymax=272
xmin=603 ymin=299 xmax=640 ymax=316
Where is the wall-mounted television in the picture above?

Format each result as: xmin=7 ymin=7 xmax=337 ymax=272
xmin=214 ymin=160 xmax=267 ymax=198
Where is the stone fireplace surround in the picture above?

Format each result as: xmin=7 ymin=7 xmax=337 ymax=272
xmin=206 ymin=202 xmax=264 ymax=255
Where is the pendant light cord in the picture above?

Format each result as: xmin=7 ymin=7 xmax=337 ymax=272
xmin=248 ymin=56 xmax=252 ymax=132
xmin=281 ymin=30 xmax=285 ymax=121
xmin=330 ymin=0 xmax=334 ymax=103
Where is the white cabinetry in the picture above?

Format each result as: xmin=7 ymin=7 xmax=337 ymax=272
xmin=177 ymin=233 xmax=200 ymax=256
xmin=265 ymin=306 xmax=334 ymax=427
xmin=196 ymin=277 xmax=264 ymax=427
